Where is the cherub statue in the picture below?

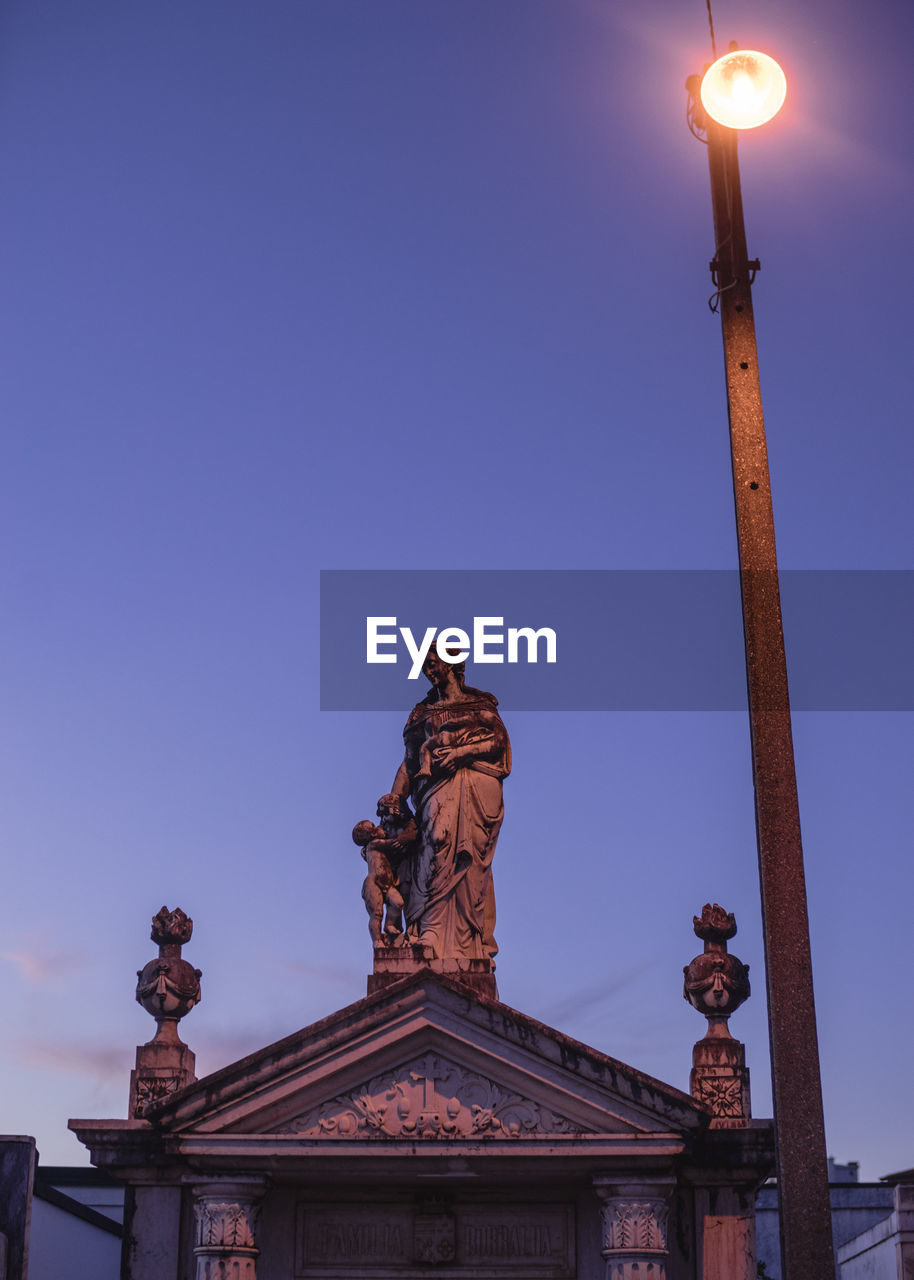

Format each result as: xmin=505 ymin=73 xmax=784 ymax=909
xmin=352 ymin=819 xmax=407 ymax=947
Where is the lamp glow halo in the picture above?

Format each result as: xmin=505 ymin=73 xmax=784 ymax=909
xmin=700 ymin=50 xmax=787 ymax=129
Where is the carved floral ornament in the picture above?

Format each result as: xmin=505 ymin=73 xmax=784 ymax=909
xmin=695 ymin=1073 xmax=744 ymax=1117
xmin=133 ymin=1075 xmax=182 ymax=1107
xmin=278 ymin=1054 xmax=591 ymax=1140
xmin=601 ymin=1199 xmax=669 ymax=1254
xmin=194 ymin=1199 xmax=260 ymax=1251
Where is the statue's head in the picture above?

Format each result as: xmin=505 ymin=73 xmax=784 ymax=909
xmin=352 ymin=819 xmax=379 ymax=847
xmin=422 ymin=649 xmax=465 ymax=688
xmin=377 ymin=793 xmax=408 ymax=822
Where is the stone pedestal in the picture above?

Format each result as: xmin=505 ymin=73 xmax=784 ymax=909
xmin=129 ymin=1038 xmax=196 ymax=1117
xmin=192 ymin=1182 xmax=265 ymax=1280
xmin=368 ymin=943 xmax=498 ymax=999
xmin=690 ymin=1023 xmax=750 ymax=1127
xmin=594 ymin=1179 xmax=673 ymax=1280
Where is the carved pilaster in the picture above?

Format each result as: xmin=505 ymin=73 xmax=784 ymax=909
xmin=192 ymin=1183 xmax=264 ymax=1280
xmin=594 ymin=1180 xmax=673 ymax=1280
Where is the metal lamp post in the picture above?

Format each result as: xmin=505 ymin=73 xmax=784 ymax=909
xmin=686 ymin=50 xmax=836 ymax=1279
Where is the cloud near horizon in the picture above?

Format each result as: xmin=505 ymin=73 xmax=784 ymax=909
xmin=12 ymin=1036 xmax=131 ymax=1084
xmin=1 ymin=945 xmax=91 ymax=985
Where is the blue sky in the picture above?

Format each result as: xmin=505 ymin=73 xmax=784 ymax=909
xmin=0 ymin=0 xmax=911 ymax=1176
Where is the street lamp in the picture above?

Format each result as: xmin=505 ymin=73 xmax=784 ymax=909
xmin=686 ymin=46 xmax=836 ymax=1280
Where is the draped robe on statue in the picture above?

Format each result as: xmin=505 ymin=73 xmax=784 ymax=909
xmin=401 ymin=689 xmax=511 ymax=961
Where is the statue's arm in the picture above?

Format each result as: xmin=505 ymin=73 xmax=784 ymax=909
xmin=398 ymin=817 xmax=418 ymax=845
xmin=438 ymin=726 xmax=502 ymax=769
xmin=391 ymin=761 xmax=410 ymax=798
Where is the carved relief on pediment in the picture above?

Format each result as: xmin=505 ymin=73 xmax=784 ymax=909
xmin=277 ymin=1053 xmax=592 ymax=1139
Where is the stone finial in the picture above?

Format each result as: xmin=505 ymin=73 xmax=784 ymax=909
xmin=150 ymin=905 xmax=194 ymax=947
xmin=684 ymin=904 xmax=752 ymax=1126
xmin=129 ymin=905 xmax=201 ymax=1118
xmin=684 ymin=902 xmax=750 ymax=1021
xmin=136 ymin=905 xmax=202 ymax=1036
xmin=692 ymin=902 xmax=737 ymax=945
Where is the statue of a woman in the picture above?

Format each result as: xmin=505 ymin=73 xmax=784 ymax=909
xmin=390 ymin=650 xmax=511 ymax=962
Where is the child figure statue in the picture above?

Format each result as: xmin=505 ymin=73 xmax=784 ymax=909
xmin=352 ymin=819 xmax=407 ymax=948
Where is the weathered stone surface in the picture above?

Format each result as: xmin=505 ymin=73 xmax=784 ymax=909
xmin=0 ymin=1136 xmax=36 ymax=1280
xmin=193 ymin=1183 xmax=264 ymax=1280
xmin=379 ymin=654 xmax=510 ymax=963
xmin=690 ymin=1029 xmax=751 ymax=1125
xmin=684 ymin=904 xmax=751 ymax=1125
xmin=594 ymin=1179 xmax=673 ymax=1280
xmin=368 ymin=943 xmax=497 ymax=998
xmin=130 ymin=905 xmax=201 ymax=1117
xmin=122 ymin=1185 xmax=182 ymax=1280
xmin=702 ymin=1207 xmax=756 ymax=1280
xmin=277 ymin=1051 xmax=589 ymax=1139
xmin=79 ymin=972 xmax=705 ymax=1148
xmin=295 ymin=1201 xmax=574 ymax=1276
xmin=683 ymin=904 xmax=750 ymax=1022
xmin=71 ymin=971 xmax=774 ymax=1280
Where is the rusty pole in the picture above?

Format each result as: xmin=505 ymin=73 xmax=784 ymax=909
xmin=697 ymin=100 xmax=836 ymax=1279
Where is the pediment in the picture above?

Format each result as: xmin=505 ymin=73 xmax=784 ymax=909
xmin=274 ymin=1050 xmax=592 ymax=1140
xmin=149 ymin=972 xmax=705 ymax=1144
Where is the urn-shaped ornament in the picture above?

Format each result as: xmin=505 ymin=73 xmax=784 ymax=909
xmin=135 ymin=905 xmax=202 ymax=1046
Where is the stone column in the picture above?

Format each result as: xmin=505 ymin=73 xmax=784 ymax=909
xmin=594 ymin=1180 xmax=673 ymax=1280
xmin=123 ymin=1185 xmax=182 ymax=1280
xmin=192 ymin=1183 xmax=265 ymax=1280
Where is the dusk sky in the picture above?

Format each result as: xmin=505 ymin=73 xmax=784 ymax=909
xmin=1 ymin=1 xmax=911 ymax=1177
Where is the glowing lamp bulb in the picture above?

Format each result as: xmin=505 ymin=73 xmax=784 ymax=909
xmin=700 ymin=50 xmax=787 ymax=129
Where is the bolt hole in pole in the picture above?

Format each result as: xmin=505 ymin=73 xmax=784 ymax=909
xmin=740 ymin=361 xmax=749 ymax=369
xmin=749 ymin=482 xmax=759 ymax=490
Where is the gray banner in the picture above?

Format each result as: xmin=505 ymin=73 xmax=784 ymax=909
xmin=320 ymin=570 xmax=913 ymax=711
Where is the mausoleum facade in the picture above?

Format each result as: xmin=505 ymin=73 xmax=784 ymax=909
xmin=72 ymin=967 xmax=772 ymax=1279
xmin=71 ymin=667 xmax=774 ymax=1278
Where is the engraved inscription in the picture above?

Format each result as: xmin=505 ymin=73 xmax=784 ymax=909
xmin=463 ymin=1223 xmax=553 ymax=1259
xmin=299 ymin=1208 xmax=412 ymax=1266
xmin=460 ymin=1206 xmax=570 ymax=1267
xmin=296 ymin=1202 xmax=574 ymax=1276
